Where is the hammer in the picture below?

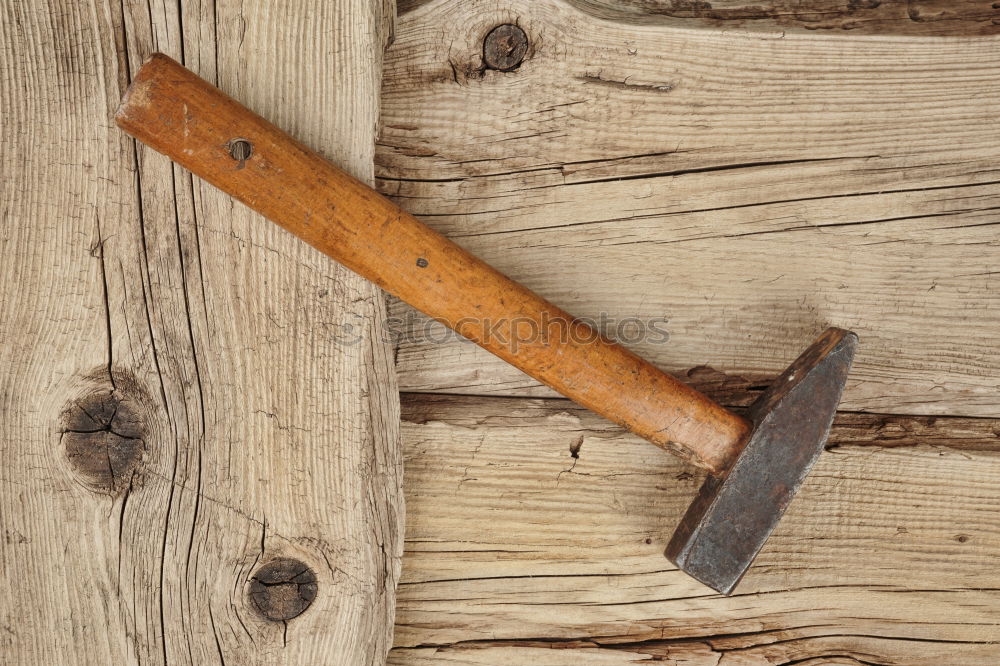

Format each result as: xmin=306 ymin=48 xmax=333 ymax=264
xmin=116 ymin=54 xmax=857 ymax=595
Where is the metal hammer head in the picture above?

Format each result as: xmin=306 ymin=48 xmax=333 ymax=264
xmin=665 ymin=327 xmax=857 ymax=594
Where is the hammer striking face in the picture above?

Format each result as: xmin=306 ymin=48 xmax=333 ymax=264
xmin=116 ymin=54 xmax=858 ymax=595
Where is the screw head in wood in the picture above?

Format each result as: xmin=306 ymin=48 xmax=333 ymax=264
xmin=483 ymin=24 xmax=528 ymax=72
xmin=249 ymin=558 xmax=318 ymax=621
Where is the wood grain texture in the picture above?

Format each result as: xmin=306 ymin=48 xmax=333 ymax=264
xmin=402 ymin=0 xmax=1000 ymax=36
xmin=568 ymin=0 xmax=1000 ymax=36
xmin=1 ymin=0 xmax=401 ymax=663
xmin=390 ymin=392 xmax=1000 ymax=664
xmin=378 ymin=0 xmax=1000 ymax=418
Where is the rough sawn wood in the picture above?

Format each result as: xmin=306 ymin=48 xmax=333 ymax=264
xmin=390 ymin=393 xmax=1000 ymax=664
xmin=378 ymin=1 xmax=1000 ymax=664
xmin=379 ymin=0 xmax=1000 ymax=419
xmin=0 ymin=0 xmax=402 ymax=663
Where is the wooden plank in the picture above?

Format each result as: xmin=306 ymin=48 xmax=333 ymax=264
xmin=391 ymin=640 xmax=1000 ymax=666
xmin=401 ymin=0 xmax=1000 ymax=36
xmin=391 ymin=392 xmax=1000 ymax=663
xmin=1 ymin=0 xmax=402 ymax=663
xmin=378 ymin=0 xmax=1000 ymax=418
xmin=569 ymin=0 xmax=1000 ymax=37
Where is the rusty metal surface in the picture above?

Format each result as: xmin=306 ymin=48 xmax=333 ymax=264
xmin=665 ymin=327 xmax=858 ymax=594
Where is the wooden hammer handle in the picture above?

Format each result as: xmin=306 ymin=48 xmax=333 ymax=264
xmin=116 ymin=54 xmax=751 ymax=475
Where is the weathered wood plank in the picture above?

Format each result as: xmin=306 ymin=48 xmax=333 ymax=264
xmin=378 ymin=0 xmax=1000 ymax=418
xmin=1 ymin=3 xmax=135 ymax=662
xmin=402 ymin=0 xmax=1000 ymax=36
xmin=1 ymin=0 xmax=401 ymax=663
xmin=570 ymin=0 xmax=1000 ymax=37
xmin=391 ymin=393 xmax=1000 ymax=663
xmin=390 ymin=637 xmax=1000 ymax=665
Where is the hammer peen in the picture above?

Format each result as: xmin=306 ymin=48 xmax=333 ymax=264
xmin=116 ymin=54 xmax=858 ymax=595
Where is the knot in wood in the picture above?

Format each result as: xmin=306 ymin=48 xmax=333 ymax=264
xmin=249 ymin=558 xmax=318 ymax=621
xmin=483 ymin=24 xmax=528 ymax=72
xmin=61 ymin=387 xmax=146 ymax=495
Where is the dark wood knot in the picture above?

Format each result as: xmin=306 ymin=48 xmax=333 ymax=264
xmin=483 ymin=24 xmax=528 ymax=72
xmin=249 ymin=558 xmax=318 ymax=621
xmin=61 ymin=385 xmax=146 ymax=495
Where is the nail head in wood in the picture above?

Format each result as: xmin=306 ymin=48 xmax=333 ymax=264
xmin=249 ymin=558 xmax=318 ymax=621
xmin=483 ymin=24 xmax=528 ymax=72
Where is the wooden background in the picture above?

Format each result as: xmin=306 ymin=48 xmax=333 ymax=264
xmin=380 ymin=0 xmax=1000 ymax=664
xmin=3 ymin=0 xmax=1000 ymax=664
xmin=2 ymin=0 xmax=402 ymax=663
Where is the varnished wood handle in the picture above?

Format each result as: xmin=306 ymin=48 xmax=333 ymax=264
xmin=116 ymin=54 xmax=751 ymax=475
